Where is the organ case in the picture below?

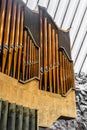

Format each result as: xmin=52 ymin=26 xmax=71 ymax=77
xmin=0 ymin=0 xmax=76 ymax=128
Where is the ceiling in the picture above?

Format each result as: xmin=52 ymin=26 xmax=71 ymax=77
xmin=23 ymin=0 xmax=87 ymax=74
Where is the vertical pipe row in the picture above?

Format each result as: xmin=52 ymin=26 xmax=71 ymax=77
xmin=40 ymin=9 xmax=44 ymax=90
xmin=7 ymin=0 xmax=17 ymax=76
xmin=67 ymin=57 xmax=69 ymax=92
xmin=0 ymin=0 xmax=6 ymax=53
xmin=59 ymin=51 xmax=75 ymax=94
xmin=29 ymin=40 xmax=32 ymax=79
xmin=55 ymin=33 xmax=60 ymax=93
xmin=26 ymin=36 xmax=30 ymax=80
xmin=0 ymin=0 xmax=40 ymax=81
xmin=0 ymin=1 xmax=75 ymax=94
xmin=28 ymin=36 xmax=30 ymax=79
xmin=0 ymin=100 xmax=38 ymax=130
xmin=31 ymin=41 xmax=34 ymax=78
xmin=22 ymin=30 xmax=39 ymax=81
xmin=36 ymin=48 xmax=39 ymax=78
xmin=0 ymin=0 xmax=6 ymax=72
xmin=39 ymin=9 xmax=75 ymax=95
xmin=68 ymin=59 xmax=70 ymax=91
xmin=18 ymin=8 xmax=24 ymax=80
xmin=62 ymin=53 xmax=65 ymax=94
xmin=48 ymin=24 xmax=52 ymax=92
xmin=13 ymin=2 xmax=21 ymax=78
xmin=59 ymin=51 xmax=63 ymax=94
xmin=52 ymin=29 xmax=56 ymax=93
xmin=40 ymin=10 xmax=61 ymax=94
xmin=44 ymin=17 xmax=48 ymax=91
xmin=23 ymin=30 xmax=27 ymax=80
xmin=33 ymin=45 xmax=35 ymax=77
xmin=71 ymin=62 xmax=75 ymax=89
xmin=64 ymin=56 xmax=67 ymax=92
xmin=2 ymin=0 xmax=12 ymax=73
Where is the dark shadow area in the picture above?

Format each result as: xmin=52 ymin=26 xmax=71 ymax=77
xmin=39 ymin=127 xmax=48 ymax=130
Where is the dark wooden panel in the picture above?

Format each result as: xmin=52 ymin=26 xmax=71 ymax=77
xmin=58 ymin=30 xmax=71 ymax=58
xmin=24 ymin=7 xmax=40 ymax=45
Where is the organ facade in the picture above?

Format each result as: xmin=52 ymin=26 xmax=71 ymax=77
xmin=0 ymin=0 xmax=76 ymax=129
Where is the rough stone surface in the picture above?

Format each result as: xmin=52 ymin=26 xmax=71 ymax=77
xmin=47 ymin=73 xmax=87 ymax=130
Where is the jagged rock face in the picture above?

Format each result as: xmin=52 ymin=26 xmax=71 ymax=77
xmin=48 ymin=73 xmax=87 ymax=130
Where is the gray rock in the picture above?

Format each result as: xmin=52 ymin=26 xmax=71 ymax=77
xmin=49 ymin=73 xmax=87 ymax=130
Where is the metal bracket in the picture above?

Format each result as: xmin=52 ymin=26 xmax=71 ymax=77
xmin=9 ymin=44 xmax=14 ymax=49
xmin=45 ymin=66 xmax=48 ymax=71
xmin=3 ymin=44 xmax=8 ymax=50
xmin=40 ymin=67 xmax=43 ymax=74
xmin=50 ymin=64 xmax=52 ymax=68
xmin=15 ymin=44 xmax=19 ymax=48
xmin=0 ymin=45 xmax=2 ymax=53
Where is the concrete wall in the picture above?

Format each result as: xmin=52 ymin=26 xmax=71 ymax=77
xmin=0 ymin=72 xmax=76 ymax=127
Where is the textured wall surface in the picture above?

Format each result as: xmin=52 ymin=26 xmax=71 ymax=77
xmin=47 ymin=73 xmax=87 ymax=130
xmin=0 ymin=72 xmax=76 ymax=127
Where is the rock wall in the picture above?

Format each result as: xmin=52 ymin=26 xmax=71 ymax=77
xmin=47 ymin=73 xmax=87 ymax=130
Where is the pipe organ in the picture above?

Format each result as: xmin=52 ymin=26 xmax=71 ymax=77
xmin=0 ymin=0 xmax=76 ymax=128
xmin=39 ymin=7 xmax=75 ymax=95
xmin=0 ymin=0 xmax=39 ymax=81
